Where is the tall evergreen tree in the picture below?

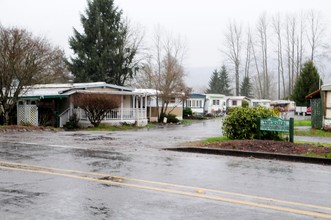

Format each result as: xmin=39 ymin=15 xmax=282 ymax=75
xmin=219 ymin=65 xmax=232 ymax=95
xmin=292 ymin=60 xmax=321 ymax=106
xmin=207 ymin=66 xmax=232 ymax=95
xmin=207 ymin=69 xmax=220 ymax=93
xmin=68 ymin=0 xmax=139 ymax=85
xmin=240 ymin=76 xmax=252 ymax=97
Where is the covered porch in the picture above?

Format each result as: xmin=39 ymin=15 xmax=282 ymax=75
xmin=17 ymin=82 xmax=149 ymax=128
xmin=59 ymin=93 xmax=148 ymax=127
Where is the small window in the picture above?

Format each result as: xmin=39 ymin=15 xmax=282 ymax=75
xmin=170 ymin=97 xmax=176 ymax=103
xmin=232 ymin=100 xmax=237 ymax=106
xmin=213 ymin=100 xmax=220 ymax=105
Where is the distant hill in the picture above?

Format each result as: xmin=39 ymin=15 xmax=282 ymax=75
xmin=185 ymin=66 xmax=216 ymax=92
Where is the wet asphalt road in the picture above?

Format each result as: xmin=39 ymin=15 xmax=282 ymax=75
xmin=1 ymin=119 xmax=331 ymax=220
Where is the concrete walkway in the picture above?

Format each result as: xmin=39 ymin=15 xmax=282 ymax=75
xmin=295 ymin=135 xmax=331 ymax=144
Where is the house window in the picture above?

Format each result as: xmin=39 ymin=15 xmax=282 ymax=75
xmin=170 ymin=97 xmax=176 ymax=103
xmin=232 ymin=100 xmax=237 ymax=106
xmin=188 ymin=99 xmax=203 ymax=108
xmin=212 ymin=100 xmax=220 ymax=105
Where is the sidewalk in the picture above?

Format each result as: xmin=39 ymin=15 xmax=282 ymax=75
xmin=294 ymin=135 xmax=331 ymax=144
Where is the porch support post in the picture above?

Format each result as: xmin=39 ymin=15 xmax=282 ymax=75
xmin=131 ymin=95 xmax=135 ymax=108
xmin=149 ymin=97 xmax=151 ymax=120
xmin=145 ymin=94 xmax=148 ymax=119
xmin=24 ymin=100 xmax=27 ymax=124
xmin=133 ymin=95 xmax=136 ymax=119
xmin=140 ymin=95 xmax=143 ymax=119
xmin=135 ymin=95 xmax=138 ymax=120
xmin=121 ymin=95 xmax=124 ymax=121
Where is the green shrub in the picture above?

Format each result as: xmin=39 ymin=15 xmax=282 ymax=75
xmin=166 ymin=114 xmax=179 ymax=123
xmin=64 ymin=113 xmax=80 ymax=130
xmin=242 ymin=100 xmax=249 ymax=107
xmin=183 ymin=107 xmax=193 ymax=118
xmin=222 ymin=106 xmax=281 ymax=140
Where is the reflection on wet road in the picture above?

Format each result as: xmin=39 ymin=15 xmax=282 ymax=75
xmin=1 ymin=119 xmax=331 ymax=219
xmin=1 ymin=160 xmax=331 ymax=219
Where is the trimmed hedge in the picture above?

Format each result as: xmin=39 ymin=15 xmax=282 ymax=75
xmin=222 ymin=106 xmax=281 ymax=140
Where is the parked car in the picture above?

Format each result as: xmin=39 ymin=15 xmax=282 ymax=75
xmin=296 ymin=106 xmax=311 ymax=116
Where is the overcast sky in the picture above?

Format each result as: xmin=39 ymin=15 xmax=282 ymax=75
xmin=1 ymin=0 xmax=331 ymax=89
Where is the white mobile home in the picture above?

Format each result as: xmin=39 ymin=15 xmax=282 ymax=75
xmin=270 ymin=100 xmax=296 ymax=112
xmin=134 ymin=89 xmax=184 ymax=122
xmin=321 ymin=84 xmax=331 ymax=129
xmin=226 ymin=96 xmax=250 ymax=108
xmin=204 ymin=94 xmax=226 ymax=115
xmin=185 ymin=93 xmax=206 ymax=115
xmin=250 ymin=99 xmax=271 ymax=108
xmin=17 ymin=82 xmax=149 ymax=127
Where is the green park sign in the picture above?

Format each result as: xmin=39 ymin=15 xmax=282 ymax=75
xmin=257 ymin=117 xmax=294 ymax=142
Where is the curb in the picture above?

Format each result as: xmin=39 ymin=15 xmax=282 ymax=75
xmin=164 ymin=147 xmax=331 ymax=165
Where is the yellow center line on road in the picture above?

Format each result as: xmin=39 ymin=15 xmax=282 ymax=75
xmin=0 ymin=160 xmax=330 ymax=213
xmin=1 ymin=161 xmax=331 ymax=219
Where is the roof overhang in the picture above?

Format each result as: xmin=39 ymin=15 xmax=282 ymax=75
xmin=19 ymin=95 xmax=68 ymax=99
xmin=72 ymin=90 xmax=146 ymax=96
xmin=305 ymin=89 xmax=321 ymax=99
xmin=321 ymin=83 xmax=331 ymax=91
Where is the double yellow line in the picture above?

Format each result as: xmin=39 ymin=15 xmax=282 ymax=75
xmin=1 ymin=160 xmax=331 ymax=219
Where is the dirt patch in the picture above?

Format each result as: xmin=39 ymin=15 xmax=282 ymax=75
xmin=202 ymin=140 xmax=331 ymax=157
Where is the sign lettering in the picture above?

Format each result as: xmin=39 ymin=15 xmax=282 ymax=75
xmin=260 ymin=117 xmax=289 ymax=132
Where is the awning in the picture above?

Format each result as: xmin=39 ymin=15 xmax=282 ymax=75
xmin=305 ymin=89 xmax=321 ymax=99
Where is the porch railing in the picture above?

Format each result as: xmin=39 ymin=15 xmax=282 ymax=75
xmin=59 ymin=108 xmax=146 ymax=127
xmin=58 ymin=108 xmax=71 ymax=128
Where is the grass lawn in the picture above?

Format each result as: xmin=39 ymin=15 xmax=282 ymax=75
xmin=85 ymin=123 xmax=139 ymax=131
xmin=294 ymin=128 xmax=331 ymax=138
xmin=294 ymin=120 xmax=311 ymax=126
xmin=292 ymin=119 xmax=331 ymax=138
xmin=202 ymin=136 xmax=230 ymax=144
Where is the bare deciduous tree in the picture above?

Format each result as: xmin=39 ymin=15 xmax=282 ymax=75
xmin=307 ymin=10 xmax=323 ymax=62
xmin=305 ymin=10 xmax=330 ymax=76
xmin=158 ymin=53 xmax=186 ymax=117
xmin=257 ymin=14 xmax=270 ymax=99
xmin=136 ymin=27 xmax=189 ymax=122
xmin=243 ymin=28 xmax=252 ymax=80
xmin=72 ymin=93 xmax=120 ymax=127
xmin=0 ymin=25 xmax=70 ymax=124
xmin=221 ymin=10 xmax=330 ymax=100
xmin=282 ymin=13 xmax=306 ymax=96
xmin=272 ymin=13 xmax=286 ymax=99
xmin=222 ymin=21 xmax=242 ymax=96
